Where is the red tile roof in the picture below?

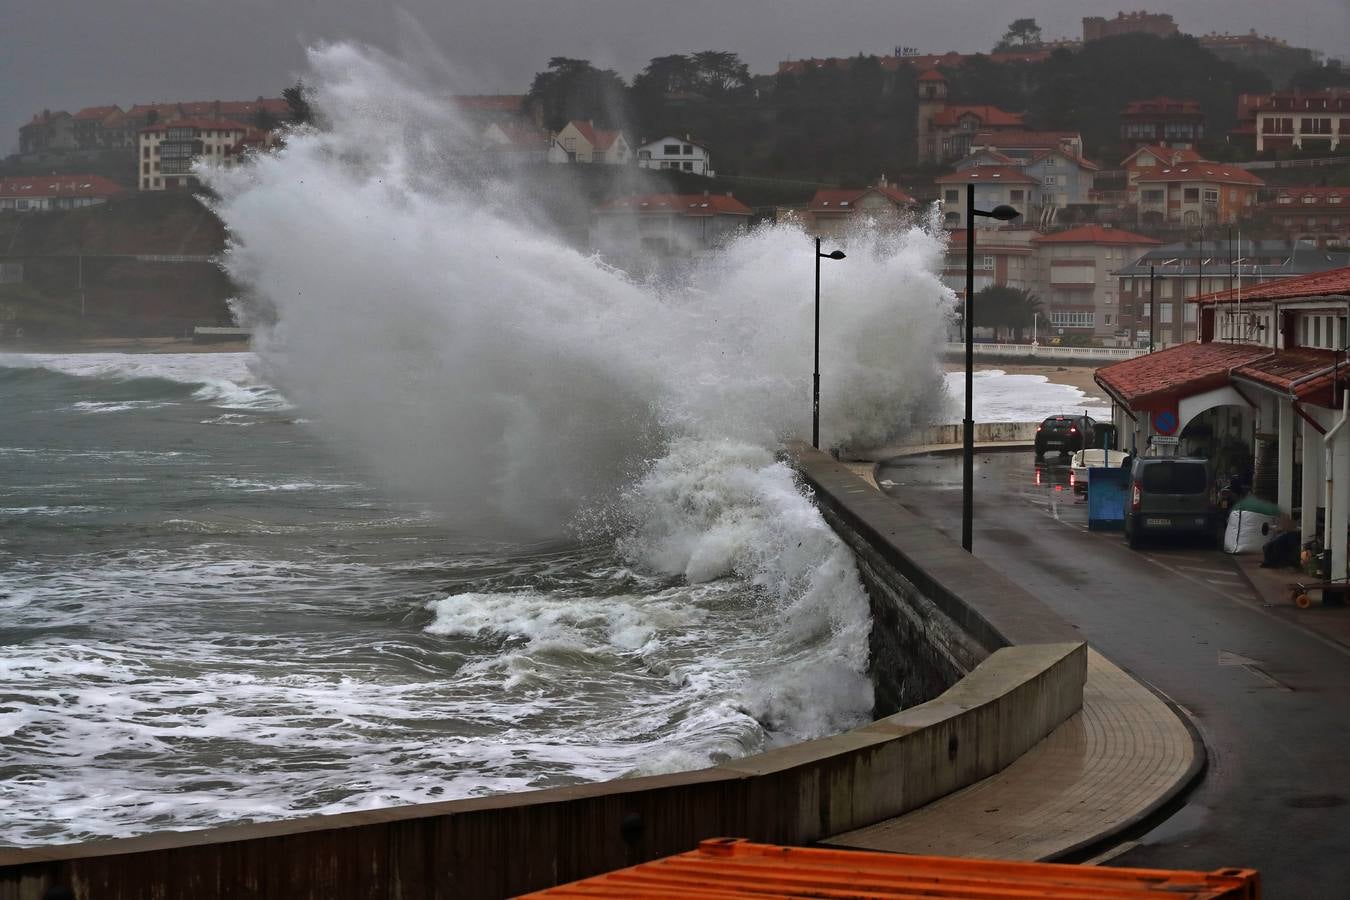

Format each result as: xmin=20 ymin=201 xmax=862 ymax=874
xmin=596 ymin=193 xmax=752 ymax=216
xmin=1028 ymin=148 xmax=1100 ymax=171
xmin=918 ymin=69 xmax=947 ymax=82
xmin=1135 ymin=165 xmax=1263 ymax=186
xmin=0 ymin=175 xmax=126 ymax=199
xmin=1232 ymin=349 xmax=1344 ymax=403
xmin=487 ymin=122 xmax=550 ymax=150
xmin=935 ymin=166 xmax=1037 ymax=184
xmin=809 ymin=184 xmax=916 ymax=211
xmin=932 ymin=106 xmax=1025 ymax=128
xmin=1122 ymin=97 xmax=1203 ymax=115
xmin=1121 ymin=145 xmax=1205 ymax=167
xmin=73 ymin=105 xmax=123 ymax=121
xmin=1264 ymin=186 xmax=1348 ymax=210
xmin=1096 ymin=342 xmax=1270 ymax=409
xmin=1195 ymin=266 xmax=1350 ymax=306
xmin=1032 ymin=225 xmax=1161 ymax=245
xmin=567 ymin=120 xmax=625 ymax=151
xmin=453 ymin=94 xmax=526 ymax=112
xmin=973 ymin=130 xmax=1079 ymax=149
xmin=139 ymin=118 xmax=250 ymax=134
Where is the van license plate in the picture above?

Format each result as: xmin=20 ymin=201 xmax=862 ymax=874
xmin=1146 ymin=517 xmax=1170 ymax=527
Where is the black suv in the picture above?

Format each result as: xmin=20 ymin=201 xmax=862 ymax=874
xmin=1034 ymin=414 xmax=1096 ymax=459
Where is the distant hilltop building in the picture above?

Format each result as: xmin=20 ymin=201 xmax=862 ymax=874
xmin=1082 ymin=11 xmax=1179 ymax=43
xmin=18 ymin=98 xmax=289 ymax=159
xmin=1197 ymin=31 xmax=1322 ymax=86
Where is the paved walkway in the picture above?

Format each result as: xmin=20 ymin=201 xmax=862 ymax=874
xmin=824 ymin=650 xmax=1200 ymax=861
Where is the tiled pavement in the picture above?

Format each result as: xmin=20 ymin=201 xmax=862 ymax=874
xmin=824 ymin=650 xmax=1200 ymax=862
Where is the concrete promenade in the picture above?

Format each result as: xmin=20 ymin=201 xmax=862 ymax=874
xmin=823 ymin=437 xmax=1203 ymax=863
xmin=825 ymin=650 xmax=1200 ymax=861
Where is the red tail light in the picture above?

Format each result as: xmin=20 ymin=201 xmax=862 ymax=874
xmin=1131 ymin=481 xmax=1141 ymax=511
xmin=1069 ymin=427 xmax=1078 ymax=434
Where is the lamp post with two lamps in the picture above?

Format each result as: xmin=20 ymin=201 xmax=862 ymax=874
xmin=962 ymin=185 xmax=1021 ymax=553
xmin=813 ymin=237 xmax=847 ymax=449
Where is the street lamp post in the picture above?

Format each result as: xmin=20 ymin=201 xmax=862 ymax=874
xmin=813 ymin=236 xmax=847 ymax=449
xmin=962 ymin=185 xmax=1021 ymax=553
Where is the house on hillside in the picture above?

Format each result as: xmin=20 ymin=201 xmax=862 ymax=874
xmin=18 ymin=111 xmax=75 ymax=155
xmin=0 ymin=175 xmax=125 ymax=212
xmin=1119 ymin=145 xmax=1204 ymax=204
xmin=806 ymin=178 xmax=915 ymax=238
xmin=1119 ymin=97 xmax=1205 ymax=154
xmin=969 ymin=131 xmax=1084 ymax=161
xmin=1259 ymin=186 xmax=1349 ymax=249
xmin=1247 ymin=90 xmax=1350 ymax=154
xmin=915 ymin=69 xmax=1026 ymax=164
xmin=636 ymin=136 xmax=714 ymax=176
xmin=593 ymin=192 xmax=752 ymax=256
xmin=1134 ymin=163 xmax=1263 ymax=227
xmin=482 ymin=121 xmax=552 ymax=164
xmin=935 ymin=167 xmax=1037 ymax=228
xmin=1031 ymin=225 xmax=1160 ymax=346
xmin=549 ymin=121 xmax=632 ymax=165
xmin=138 ymin=119 xmax=251 ymax=191
xmin=72 ymin=106 xmax=135 ymax=150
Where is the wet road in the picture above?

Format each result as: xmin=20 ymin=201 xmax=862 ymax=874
xmin=878 ymin=450 xmax=1350 ymax=895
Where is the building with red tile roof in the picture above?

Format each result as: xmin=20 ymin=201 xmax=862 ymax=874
xmin=805 ymin=179 xmax=916 ymax=238
xmin=1232 ymin=89 xmax=1350 ymax=154
xmin=548 ymin=120 xmax=631 ymax=165
xmin=593 ymin=192 xmax=754 ymax=257
xmin=637 ymin=136 xmax=715 ymax=177
xmin=1029 ymin=227 xmax=1161 ymax=344
xmin=18 ymin=111 xmax=74 ymax=155
xmin=0 ymin=175 xmax=126 ymax=211
xmin=137 ymin=119 xmax=252 ymax=192
xmin=1135 ymin=164 xmax=1263 ymax=226
xmin=1259 ymin=186 xmax=1349 ymax=250
xmin=935 ymin=168 xmax=1036 ymax=229
xmin=1193 ymin=266 xmax=1350 ymax=307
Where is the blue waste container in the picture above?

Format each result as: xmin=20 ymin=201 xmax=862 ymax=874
xmin=1087 ymin=467 xmax=1128 ymax=531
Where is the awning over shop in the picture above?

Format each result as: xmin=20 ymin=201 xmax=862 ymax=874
xmin=1095 ymin=342 xmax=1269 ymax=413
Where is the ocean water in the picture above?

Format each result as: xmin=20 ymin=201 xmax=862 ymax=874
xmin=0 ymin=352 xmax=876 ymax=845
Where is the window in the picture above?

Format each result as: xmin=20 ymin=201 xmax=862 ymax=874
xmin=683 ymin=145 xmax=693 ymax=155
xmin=1105 ymin=313 xmax=1114 ymax=325
xmin=944 ymin=189 xmax=959 ymax=204
xmin=1304 ymin=195 xmax=1317 ymax=204
xmin=664 ymin=144 xmax=680 ymax=155
xmin=1042 ymin=175 xmax=1058 ymax=186
xmin=1302 ymin=118 xmax=1333 ymax=135
xmin=1314 ymin=317 xmax=1322 ymax=346
xmin=142 ymin=162 xmax=149 ymax=174
xmin=1184 ymin=188 xmax=1200 ymax=202
xmin=981 ymin=255 xmax=994 ymax=268
xmin=1160 ymin=305 xmax=1173 ymax=324
xmin=1010 ymin=189 xmax=1024 ymax=204
xmin=1279 ymin=194 xmax=1293 ymax=204
xmin=593 ymin=151 xmax=605 ymax=163
xmin=1203 ymin=188 xmax=1219 ymax=204
xmin=1331 ymin=195 xmax=1342 ymax=205
xmin=682 ymin=161 xmax=692 ymax=171
xmin=1142 ymin=189 xmax=1164 ymax=204
xmin=637 ymin=150 xmax=650 ymax=160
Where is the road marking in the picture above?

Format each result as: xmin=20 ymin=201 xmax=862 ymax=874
xmin=1176 ymin=565 xmax=1238 ymax=576
xmin=1218 ymin=649 xmax=1293 ymax=691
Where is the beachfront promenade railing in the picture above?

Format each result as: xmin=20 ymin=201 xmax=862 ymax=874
xmin=943 ymin=343 xmax=1150 ymax=362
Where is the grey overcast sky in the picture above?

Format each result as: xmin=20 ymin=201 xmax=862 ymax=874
xmin=4 ymin=0 xmax=1348 ymax=152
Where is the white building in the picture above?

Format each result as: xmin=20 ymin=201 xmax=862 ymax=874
xmin=0 ymin=175 xmax=124 ymax=212
xmin=548 ymin=121 xmax=631 ymax=165
xmin=138 ymin=118 xmax=250 ymax=191
xmin=636 ymin=136 xmax=714 ymax=176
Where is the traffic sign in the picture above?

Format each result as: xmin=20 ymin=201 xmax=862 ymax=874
xmin=1153 ymin=409 xmax=1179 ymax=436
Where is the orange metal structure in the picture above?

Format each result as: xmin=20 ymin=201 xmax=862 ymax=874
xmin=517 ymin=838 xmax=1260 ymax=899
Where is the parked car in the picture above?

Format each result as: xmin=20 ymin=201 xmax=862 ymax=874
xmin=1124 ymin=457 xmax=1218 ymax=549
xmin=1069 ymin=448 xmax=1128 ymax=493
xmin=1034 ymin=414 xmax=1097 ymax=459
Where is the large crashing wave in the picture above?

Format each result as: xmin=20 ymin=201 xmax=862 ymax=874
xmin=203 ymin=42 xmax=957 ymax=751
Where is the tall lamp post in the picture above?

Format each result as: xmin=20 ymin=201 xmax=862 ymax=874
xmin=962 ymin=185 xmax=1021 ymax=553
xmin=813 ymin=237 xmax=847 ymax=449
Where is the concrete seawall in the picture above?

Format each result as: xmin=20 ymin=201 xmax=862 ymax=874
xmin=0 ymin=446 xmax=1088 ymax=899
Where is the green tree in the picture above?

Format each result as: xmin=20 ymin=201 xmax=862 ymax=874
xmin=994 ymin=18 xmax=1042 ymax=52
xmin=283 ymin=81 xmax=313 ymax=125
xmin=528 ymin=57 xmax=629 ymax=131
xmin=975 ymin=285 xmax=1044 ymax=342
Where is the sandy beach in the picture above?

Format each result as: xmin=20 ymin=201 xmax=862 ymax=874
xmin=2 ymin=336 xmax=250 ymax=355
xmin=943 ymin=360 xmax=1106 ymax=400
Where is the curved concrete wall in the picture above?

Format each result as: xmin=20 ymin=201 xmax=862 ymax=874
xmin=0 ymin=446 xmax=1087 ymax=900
